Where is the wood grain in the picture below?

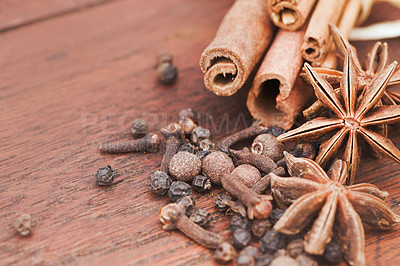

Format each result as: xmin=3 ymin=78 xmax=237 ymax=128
xmin=0 ymin=0 xmax=399 ymax=265
xmin=0 ymin=0 xmax=117 ymax=32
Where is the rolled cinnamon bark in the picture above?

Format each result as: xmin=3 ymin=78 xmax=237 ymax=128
xmin=267 ymin=0 xmax=316 ymax=31
xmin=247 ymin=29 xmax=313 ymax=130
xmin=199 ymin=0 xmax=274 ymax=96
xmin=301 ymin=0 xmax=347 ymax=63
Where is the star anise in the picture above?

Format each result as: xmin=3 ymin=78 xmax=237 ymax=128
xmin=271 ymin=153 xmax=400 ymax=266
xmin=277 ymin=46 xmax=400 ymax=184
xmin=302 ymin=24 xmax=400 ymax=119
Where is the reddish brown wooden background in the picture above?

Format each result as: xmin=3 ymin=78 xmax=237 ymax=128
xmin=0 ymin=0 xmax=399 ymax=265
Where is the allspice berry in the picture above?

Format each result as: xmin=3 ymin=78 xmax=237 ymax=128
xmin=251 ymin=134 xmax=284 ymax=162
xmin=202 ymin=151 xmax=234 ymax=184
xmin=169 ymin=151 xmax=201 ymax=182
xmin=270 ymin=256 xmax=300 ymax=266
xmin=231 ymin=164 xmax=261 ymax=188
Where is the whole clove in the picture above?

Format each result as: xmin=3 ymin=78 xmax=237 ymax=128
xmin=156 ymin=53 xmax=178 ymax=84
xmin=99 ymin=133 xmax=161 ymax=153
xmin=222 ymin=173 xmax=273 ymax=220
xmin=160 ymin=123 xmax=182 ymax=173
xmin=252 ymin=167 xmax=286 ymax=194
xmin=131 ymin=119 xmax=148 ymax=138
xmin=217 ymin=121 xmax=269 ymax=154
xmin=159 ymin=203 xmax=224 ymax=249
xmin=230 ymin=148 xmax=277 ymax=174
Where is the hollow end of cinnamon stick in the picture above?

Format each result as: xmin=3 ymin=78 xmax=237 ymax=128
xmin=200 ymin=49 xmax=245 ymax=96
xmin=302 ymin=37 xmax=324 ymax=62
xmin=247 ymin=76 xmax=313 ymax=130
xmin=268 ymin=0 xmax=316 ymax=31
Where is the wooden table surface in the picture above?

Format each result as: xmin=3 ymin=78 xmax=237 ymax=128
xmin=1 ymin=0 xmax=400 ymax=265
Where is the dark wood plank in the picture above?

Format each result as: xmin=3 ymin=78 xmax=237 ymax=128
xmin=0 ymin=0 xmax=399 ymax=265
xmin=0 ymin=0 xmax=116 ymax=32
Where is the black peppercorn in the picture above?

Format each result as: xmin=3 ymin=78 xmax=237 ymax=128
xmin=131 ymin=119 xmax=148 ymax=138
xmin=260 ymin=230 xmax=286 ymax=254
xmin=176 ymin=196 xmax=196 ymax=216
xmin=178 ymin=143 xmax=197 ymax=154
xmin=150 ymin=171 xmax=171 ymax=195
xmin=95 ymin=165 xmax=115 ymax=186
xmin=190 ymin=208 xmax=211 ymax=227
xmin=257 ymin=253 xmax=274 ymax=266
xmin=192 ymin=175 xmax=212 ymax=192
xmin=233 ymin=228 xmax=252 ymax=249
xmin=269 ymin=209 xmax=285 ymax=226
xmin=230 ymin=214 xmax=252 ymax=232
xmin=168 ymin=181 xmax=192 ymax=202
xmin=267 ymin=126 xmax=286 ymax=137
xmin=251 ymin=219 xmax=271 ymax=238
xmin=214 ymin=195 xmax=232 ymax=212
xmin=323 ymin=241 xmax=343 ymax=264
xmin=150 ymin=171 xmax=172 ymax=195
xmin=156 ymin=53 xmax=178 ymax=84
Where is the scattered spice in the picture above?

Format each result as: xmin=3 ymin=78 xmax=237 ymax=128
xmin=214 ymin=195 xmax=232 ymax=212
xmin=287 ymin=239 xmax=304 ymax=258
xmin=252 ymin=167 xmax=286 ymax=194
xmin=178 ymin=143 xmax=196 ymax=154
xmin=230 ymin=148 xmax=277 ymax=174
xmin=214 ymin=242 xmax=237 ymax=263
xmin=131 ymin=119 xmax=148 ymax=138
xmin=95 ymin=165 xmax=115 ymax=186
xmin=323 ymin=241 xmax=343 ymax=264
xmin=260 ymin=230 xmax=286 ymax=254
xmin=202 ymin=151 xmax=235 ymax=184
xmin=233 ymin=228 xmax=252 ymax=249
xmin=216 ymin=121 xmax=269 ymax=154
xmin=192 ymin=175 xmax=212 ymax=192
xmin=160 ymin=123 xmax=182 ymax=174
xmin=14 ymin=214 xmax=33 ymax=237
xmin=230 ymin=214 xmax=252 ymax=233
xmin=176 ymin=196 xmax=196 ymax=217
xmin=156 ymin=53 xmax=178 ymax=84
xmin=270 ymin=255 xmax=300 ymax=266
xmin=191 ymin=126 xmax=211 ymax=144
xmin=150 ymin=170 xmax=172 ymax=195
xmin=222 ymin=173 xmax=273 ymax=219
xmin=296 ymin=253 xmax=318 ymax=266
xmin=99 ymin=133 xmax=161 ymax=153
xmin=190 ymin=208 xmax=211 ymax=227
xmin=269 ymin=209 xmax=285 ymax=226
xmin=159 ymin=203 xmax=224 ymax=249
xmin=169 ymin=151 xmax=202 ymax=182
xmin=251 ymin=219 xmax=272 ymax=238
xmin=257 ymin=253 xmax=274 ymax=266
xmin=231 ymin=164 xmax=262 ymax=188
xmin=251 ymin=134 xmax=284 ymax=162
xmin=167 ymin=181 xmax=192 ymax=202
xmin=271 ymin=153 xmax=400 ymax=265
xmin=198 ymin=138 xmax=215 ymax=151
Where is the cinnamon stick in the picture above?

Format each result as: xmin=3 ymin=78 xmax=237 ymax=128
xmin=301 ymin=0 xmax=346 ymax=63
xmin=267 ymin=0 xmax=316 ymax=31
xmin=247 ymin=29 xmax=313 ymax=130
xmin=199 ymin=0 xmax=274 ymax=96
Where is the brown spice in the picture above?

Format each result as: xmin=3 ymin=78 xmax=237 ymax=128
xmin=231 ymin=164 xmax=262 ymax=188
xmin=14 ymin=214 xmax=33 ymax=236
xmin=202 ymin=151 xmax=235 ymax=184
xmin=160 ymin=123 xmax=182 ymax=174
xmin=251 ymin=167 xmax=286 ymax=194
xmin=169 ymin=151 xmax=202 ymax=182
xmin=99 ymin=133 xmax=161 ymax=153
xmin=287 ymin=239 xmax=304 ymax=258
xmin=230 ymin=148 xmax=277 ymax=174
xmin=221 ymin=173 xmax=273 ymax=220
xmin=251 ymin=134 xmax=284 ymax=162
xmin=216 ymin=121 xmax=269 ymax=154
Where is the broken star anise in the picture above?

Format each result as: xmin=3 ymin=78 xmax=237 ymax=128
xmin=271 ymin=152 xmax=400 ymax=266
xmin=303 ymin=24 xmax=400 ymax=119
xmin=278 ymin=47 xmax=400 ymax=184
